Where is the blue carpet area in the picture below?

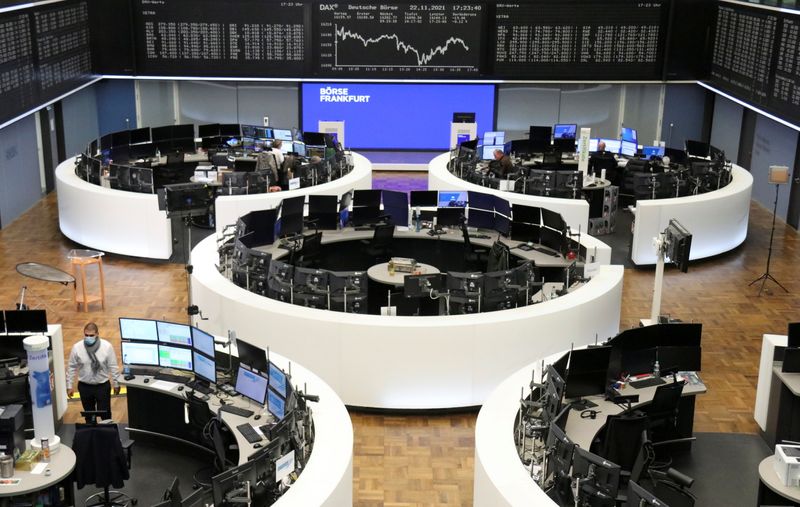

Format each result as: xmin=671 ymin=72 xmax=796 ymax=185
xmin=358 ymin=150 xmax=439 ymax=164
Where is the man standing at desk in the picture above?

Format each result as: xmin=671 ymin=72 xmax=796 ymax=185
xmin=66 ymin=322 xmax=120 ymax=419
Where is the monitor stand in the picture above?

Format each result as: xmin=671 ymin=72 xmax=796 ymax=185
xmin=569 ymin=398 xmax=597 ymax=411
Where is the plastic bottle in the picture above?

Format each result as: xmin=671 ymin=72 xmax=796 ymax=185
xmin=653 ymin=360 xmax=661 ymax=379
xmin=413 ymin=210 xmax=420 ymax=232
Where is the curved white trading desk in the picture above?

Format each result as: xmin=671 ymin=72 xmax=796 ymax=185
xmin=630 ymin=164 xmax=752 ymax=265
xmin=56 ymin=157 xmax=172 ymax=259
xmin=190 ymin=234 xmax=623 ymax=410
xmin=427 ymin=153 xmax=592 ymax=235
xmin=214 ymin=152 xmax=373 ymax=234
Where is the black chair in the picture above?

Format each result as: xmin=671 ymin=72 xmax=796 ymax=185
xmin=647 ymin=380 xmax=685 ymax=441
xmin=596 ymin=412 xmax=650 ymax=473
xmin=296 ymin=232 xmax=323 ymax=268
xmin=361 ymin=224 xmax=395 ymax=260
xmin=622 ymin=431 xmax=697 ymax=506
xmin=461 ymin=224 xmax=489 ymax=271
xmin=73 ymin=413 xmax=136 ymax=507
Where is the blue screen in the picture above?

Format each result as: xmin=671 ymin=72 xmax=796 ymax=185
xmin=193 ymin=351 xmax=216 ymax=383
xmin=269 ymin=363 xmax=286 ymax=397
xmin=438 ymin=191 xmax=468 ymax=208
xmin=621 ymin=127 xmax=637 ymax=144
xmin=302 ymin=83 xmax=495 ymax=150
xmin=642 ymin=146 xmax=665 ymax=157
xmin=553 ymin=124 xmax=577 ymax=139
xmin=191 ymin=327 xmax=216 ymax=357
xmin=235 ymin=366 xmax=268 ymax=405
xmin=268 ymin=388 xmax=285 ymax=420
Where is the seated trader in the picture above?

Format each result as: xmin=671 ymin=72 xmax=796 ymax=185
xmin=589 ymin=141 xmax=620 ymax=185
xmin=270 ymin=139 xmax=286 ymax=169
xmin=488 ymin=149 xmax=513 ymax=178
xmin=66 ymin=322 xmax=121 ymax=420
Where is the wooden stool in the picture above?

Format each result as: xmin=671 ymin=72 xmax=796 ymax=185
xmin=68 ymin=249 xmax=105 ymax=312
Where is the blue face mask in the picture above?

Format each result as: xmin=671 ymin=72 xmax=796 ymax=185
xmin=84 ymin=335 xmax=97 ymax=346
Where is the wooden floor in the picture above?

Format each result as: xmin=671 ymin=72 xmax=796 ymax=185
xmin=2 ymin=177 xmax=798 ymax=506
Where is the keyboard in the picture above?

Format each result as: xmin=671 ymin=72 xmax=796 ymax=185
xmin=219 ymin=404 xmax=254 ymax=418
xmin=236 ymin=423 xmax=263 ymax=444
xmin=469 ymin=234 xmax=491 ymax=239
xmin=185 ymin=380 xmax=213 ymax=395
xmin=154 ymin=372 xmax=189 ymax=384
xmin=629 ymin=377 xmax=667 ymax=389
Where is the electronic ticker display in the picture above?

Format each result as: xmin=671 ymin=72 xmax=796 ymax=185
xmin=133 ymin=0 xmax=308 ymax=77
xmin=0 ymin=10 xmax=37 ymax=124
xmin=492 ymin=1 xmax=668 ymax=80
xmin=315 ymin=2 xmax=484 ymax=77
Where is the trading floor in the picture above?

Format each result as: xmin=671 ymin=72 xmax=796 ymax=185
xmin=0 ymin=172 xmax=797 ymax=506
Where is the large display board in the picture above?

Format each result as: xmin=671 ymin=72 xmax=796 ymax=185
xmin=0 ymin=0 xmax=94 ymax=127
xmin=132 ymin=0 xmax=308 ymax=77
xmin=314 ymin=2 xmax=484 ymax=77
xmin=709 ymin=1 xmax=800 ymax=126
xmin=492 ymin=1 xmax=668 ymax=80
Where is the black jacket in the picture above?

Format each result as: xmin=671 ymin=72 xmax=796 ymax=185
xmin=73 ymin=424 xmax=129 ymax=489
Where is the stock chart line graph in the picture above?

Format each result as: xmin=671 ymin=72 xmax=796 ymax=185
xmin=316 ymin=2 xmax=483 ymax=76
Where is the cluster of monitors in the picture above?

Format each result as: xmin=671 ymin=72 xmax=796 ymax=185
xmin=93 ymin=125 xmax=195 ymax=162
xmin=119 ymin=317 xmax=290 ymax=420
xmin=0 ymin=309 xmax=48 ymax=334
xmin=781 ymin=322 xmax=800 ymax=373
xmin=260 ymin=260 xmax=368 ymax=314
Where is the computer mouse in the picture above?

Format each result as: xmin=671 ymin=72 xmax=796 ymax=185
xmin=143 ymin=378 xmax=150 ymax=383
xmin=253 ymin=443 xmax=262 ymax=449
xmin=177 ymin=386 xmax=184 ymax=391
xmin=254 ymin=414 xmax=261 ymax=420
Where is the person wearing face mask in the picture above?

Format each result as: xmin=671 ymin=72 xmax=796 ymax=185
xmin=66 ymin=322 xmax=121 ymax=419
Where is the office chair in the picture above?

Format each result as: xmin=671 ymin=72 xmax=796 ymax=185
xmin=647 ymin=380 xmax=685 ymax=441
xmin=461 ymin=224 xmax=490 ymax=271
xmin=73 ymin=412 xmax=136 ymax=507
xmin=295 ymin=231 xmax=323 ymax=268
xmin=361 ymin=223 xmax=395 ymax=261
xmin=595 ymin=412 xmax=650 ymax=473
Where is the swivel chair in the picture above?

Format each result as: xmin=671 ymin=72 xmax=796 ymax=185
xmin=461 ymin=224 xmax=490 ymax=271
xmin=361 ymin=223 xmax=395 ymax=261
xmin=595 ymin=412 xmax=650 ymax=473
xmin=295 ymin=232 xmax=323 ymax=268
xmin=73 ymin=412 xmax=136 ymax=507
xmin=647 ymin=380 xmax=685 ymax=441
xmin=621 ymin=431 xmax=697 ymax=506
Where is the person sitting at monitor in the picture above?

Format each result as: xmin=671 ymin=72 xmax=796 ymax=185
xmin=589 ymin=142 xmax=620 ymax=184
xmin=596 ymin=141 xmax=607 ymax=154
xmin=488 ymin=149 xmax=513 ymax=178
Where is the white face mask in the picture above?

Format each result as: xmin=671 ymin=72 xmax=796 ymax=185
xmin=84 ymin=335 xmax=97 ymax=346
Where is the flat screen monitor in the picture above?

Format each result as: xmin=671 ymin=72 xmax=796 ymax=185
xmin=553 ymin=124 xmax=577 ymax=140
xmin=121 ymin=341 xmax=159 ymax=367
xmin=598 ymin=138 xmax=621 ymax=154
xmin=468 ymin=209 xmax=494 ymax=230
xmin=157 ymin=321 xmax=192 ymax=347
xmin=235 ymin=366 xmax=269 ymax=405
xmin=572 ymin=447 xmax=621 ymax=501
xmin=273 ymin=129 xmax=293 ymax=142
xmin=620 ymin=140 xmax=637 ymax=158
xmin=483 ymin=131 xmax=505 ymax=145
xmin=198 ymin=124 xmax=220 ymax=138
xmin=565 ymin=346 xmax=612 ymax=401
xmin=529 ymin=126 xmax=552 ymax=152
xmin=382 ymin=191 xmax=409 ymax=227
xmin=172 ymin=124 xmax=195 ymax=140
xmin=578 ymin=138 xmax=599 ymax=153
xmin=404 ymin=273 xmax=444 ymax=297
xmin=267 ymin=388 xmax=285 ymax=420
xmin=438 ymin=191 xmax=468 ymax=208
xmin=236 ymin=338 xmax=268 ymax=373
xmin=158 ymin=344 xmax=193 ymax=371
xmin=510 ymin=221 xmax=540 ymax=243
xmin=130 ymin=127 xmax=151 ymax=145
xmin=410 ymin=190 xmax=438 ymax=207
xmin=789 ymin=322 xmax=800 ymax=348
xmin=467 ymin=191 xmax=494 ymax=212
xmin=437 ymin=207 xmax=464 ymax=227
xmin=269 ymin=362 xmax=287 ymax=397
xmin=193 ymin=350 xmax=216 ymax=384
xmin=301 ymin=131 xmax=326 ymax=146
xmin=292 ymin=142 xmax=306 ymax=156
xmin=4 ymin=310 xmax=47 ymax=333
xmin=151 ymin=126 xmax=172 ymax=143
xmin=642 ymin=145 xmax=665 ymax=158
xmin=211 ymin=460 xmax=258 ymax=507
xmin=119 ymin=318 xmax=158 ymax=342
xmin=627 ymin=481 xmax=665 ymax=506
xmin=353 ymin=189 xmax=382 ymax=207
xmin=219 ymin=124 xmax=240 ymax=137
xmin=0 ymin=311 xmax=4 ymax=334
xmin=620 ymin=127 xmax=637 ymax=144
xmin=512 ymin=204 xmax=541 ymax=225
xmin=280 ymin=196 xmax=305 ymax=218
xmin=111 ymin=130 xmax=130 ymax=148
xmin=481 ymin=145 xmax=504 ymax=160
xmin=191 ymin=327 xmax=216 ymax=359
xmin=542 ymin=208 xmax=565 ymax=232
xmin=685 ymin=140 xmax=710 ymax=158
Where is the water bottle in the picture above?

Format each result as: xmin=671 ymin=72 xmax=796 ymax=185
xmin=653 ymin=360 xmax=661 ymax=379
xmin=414 ymin=210 xmax=421 ymax=232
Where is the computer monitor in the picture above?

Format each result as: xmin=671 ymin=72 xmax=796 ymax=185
xmin=572 ymin=447 xmax=621 ymax=502
xmin=542 ymin=208 xmax=565 ymax=232
xmin=193 ymin=350 xmax=216 ymax=384
xmin=551 ymin=404 xmax=570 ymax=433
xmin=119 ymin=318 xmax=159 ymax=342
xmin=353 ymin=189 xmax=382 ymax=207
xmin=267 ymin=388 xmax=285 ymax=420
xmin=268 ymin=362 xmax=287 ymax=397
xmin=234 ymin=366 xmax=269 ymax=405
xmin=436 ymin=207 xmax=464 ymax=227
xmin=565 ymin=346 xmax=612 ymax=404
xmin=552 ymin=351 xmax=569 ymax=381
xmin=529 ymin=126 xmax=552 ymax=152
xmin=235 ymin=338 xmax=268 ymax=373
xmin=446 ymin=272 xmax=484 ymax=294
xmin=4 ymin=310 xmax=47 ymax=333
xmin=0 ymin=311 xmax=5 ymax=334
xmin=192 ymin=327 xmax=214 ymax=357
xmin=211 ymin=460 xmax=258 ymax=507
xmin=404 ymin=273 xmax=444 ymax=298
xmin=293 ymin=267 xmax=329 ymax=294
xmin=158 ymin=344 xmax=193 ymax=371
xmin=512 ymin=204 xmax=541 ymax=225
xmin=627 ymin=481 xmax=666 ymax=506
xmin=598 ymin=138 xmax=621 ymax=154
xmin=621 ymin=127 xmax=637 ymax=144
xmin=292 ymin=142 xmax=306 ymax=156
xmin=382 ymin=190 xmax=409 ymax=227
xmin=268 ymin=259 xmax=294 ymax=284
xmin=547 ymin=363 xmax=566 ymax=401
xmin=553 ymin=124 xmax=577 ymax=150
xmin=273 ymin=129 xmax=293 ymax=142
xmin=553 ymin=123 xmax=577 ymax=140
xmin=409 ymin=190 xmax=438 ymax=207
xmin=578 ymin=138 xmax=600 ymax=153
xmin=157 ymin=321 xmax=192 ymax=347
xmin=482 ymin=131 xmax=505 ymax=145
xmin=510 ymin=222 xmax=540 ymax=243
xmin=685 ymin=139 xmax=710 ymax=158
xmin=328 ymin=271 xmax=367 ymax=294
xmin=130 ymin=127 xmax=151 ymax=145
xmin=121 ymin=341 xmax=159 ymax=367
xmin=642 ymin=145 xmax=665 ymax=158
xmin=620 ymin=140 xmax=637 ymax=158
xmin=219 ymin=124 xmax=240 ymax=137
xmin=468 ymin=209 xmax=495 ymax=230
xmin=545 ymin=423 xmax=575 ymax=504
xmin=438 ymin=191 xmax=467 ymax=208
xmin=481 ymin=144 xmax=504 ymax=160
xmin=789 ymin=322 xmax=800 ymax=348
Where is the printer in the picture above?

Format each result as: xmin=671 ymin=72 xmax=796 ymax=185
xmin=774 ymin=444 xmax=800 ymax=487
xmin=0 ymin=404 xmax=25 ymax=460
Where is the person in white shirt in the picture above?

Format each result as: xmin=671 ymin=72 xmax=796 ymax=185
xmin=270 ymin=139 xmax=286 ymax=168
xmin=66 ymin=322 xmax=120 ymax=419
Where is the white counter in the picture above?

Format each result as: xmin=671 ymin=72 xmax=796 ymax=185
xmin=427 ymin=153 xmax=592 ymax=235
xmin=755 ymin=334 xmax=787 ymax=432
xmin=214 ymin=152 xmax=373 ymax=234
xmin=630 ymin=165 xmax=753 ymax=265
xmin=190 ymin=235 xmax=623 ymax=410
xmin=55 ymin=157 xmax=172 ymax=259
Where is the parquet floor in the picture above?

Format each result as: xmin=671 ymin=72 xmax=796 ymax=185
xmin=1 ymin=172 xmax=798 ymax=506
